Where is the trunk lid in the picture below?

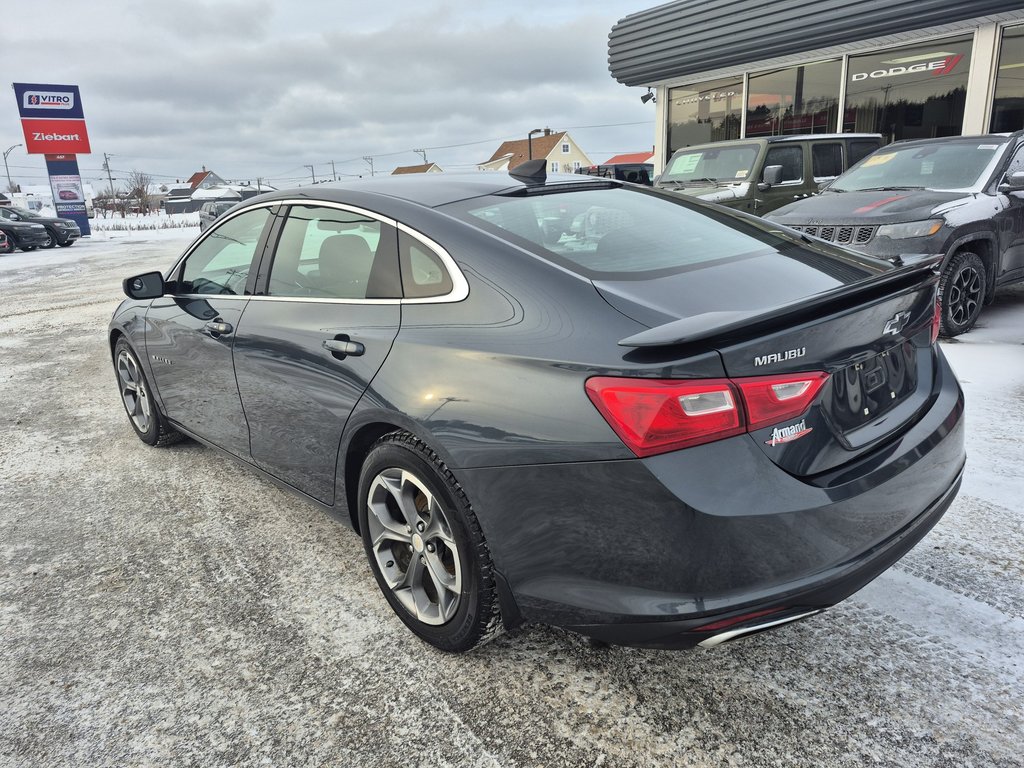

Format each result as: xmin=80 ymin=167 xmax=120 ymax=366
xmin=603 ymin=258 xmax=940 ymax=476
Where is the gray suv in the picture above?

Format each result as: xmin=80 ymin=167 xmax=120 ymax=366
xmin=198 ymin=201 xmax=237 ymax=232
xmin=657 ymin=134 xmax=883 ymax=215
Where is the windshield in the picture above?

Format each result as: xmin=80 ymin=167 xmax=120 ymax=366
xmin=0 ymin=207 xmax=39 ymax=219
xmin=833 ymin=141 xmax=1008 ymax=192
xmin=660 ymin=144 xmax=760 ymax=184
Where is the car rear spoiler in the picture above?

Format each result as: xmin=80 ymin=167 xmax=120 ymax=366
xmin=617 ymin=254 xmax=943 ymax=348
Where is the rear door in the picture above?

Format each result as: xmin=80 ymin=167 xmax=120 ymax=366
xmin=231 ymin=203 xmax=403 ymax=504
xmin=145 ymin=205 xmax=276 ymax=458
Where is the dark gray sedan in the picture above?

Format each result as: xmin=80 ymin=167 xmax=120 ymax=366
xmin=109 ymin=165 xmax=965 ymax=652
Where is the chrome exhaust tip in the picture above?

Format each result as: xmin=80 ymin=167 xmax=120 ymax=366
xmin=698 ymin=608 xmax=824 ymax=648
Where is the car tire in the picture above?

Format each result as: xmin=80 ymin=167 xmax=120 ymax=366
xmin=939 ymin=251 xmax=985 ymax=337
xmin=358 ymin=431 xmax=503 ymax=653
xmin=20 ymin=246 xmax=36 ymax=252
xmin=0 ymin=240 xmax=12 ymax=255
xmin=41 ymin=229 xmax=56 ymax=249
xmin=113 ymin=338 xmax=185 ymax=447
xmin=58 ymin=240 xmax=74 ymax=248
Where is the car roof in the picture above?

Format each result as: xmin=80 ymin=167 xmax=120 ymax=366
xmin=244 ymin=171 xmax=616 ymax=210
xmin=887 ymin=130 xmax=1024 ymax=149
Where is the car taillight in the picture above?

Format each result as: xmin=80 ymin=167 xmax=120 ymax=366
xmin=734 ymin=372 xmax=830 ymax=431
xmin=585 ymin=378 xmax=744 ymax=457
xmin=931 ymin=294 xmax=941 ymax=344
xmin=586 ymin=372 xmax=830 ymax=458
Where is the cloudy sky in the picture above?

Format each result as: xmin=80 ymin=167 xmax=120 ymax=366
xmin=3 ymin=1 xmax=658 ymax=192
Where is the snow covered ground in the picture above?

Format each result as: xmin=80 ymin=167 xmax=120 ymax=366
xmin=0 ymin=236 xmax=1021 ymax=767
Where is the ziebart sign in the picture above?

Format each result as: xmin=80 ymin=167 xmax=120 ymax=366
xmin=12 ymin=82 xmax=91 ymax=235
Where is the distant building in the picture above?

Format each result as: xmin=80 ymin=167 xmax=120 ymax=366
xmin=603 ymin=151 xmax=655 ymax=165
xmin=479 ymin=129 xmax=592 ymax=173
xmin=392 ymin=163 xmax=443 ymax=174
xmin=163 ymin=170 xmax=269 ymax=214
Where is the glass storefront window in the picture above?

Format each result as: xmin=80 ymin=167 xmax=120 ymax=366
xmin=666 ymin=76 xmax=742 ymax=155
xmin=746 ymin=61 xmax=842 ymax=137
xmin=991 ymin=25 xmax=1024 ymax=133
xmin=843 ymin=37 xmax=972 ymax=142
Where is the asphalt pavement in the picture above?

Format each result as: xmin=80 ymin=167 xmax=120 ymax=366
xmin=1 ymin=233 xmax=1021 ymax=768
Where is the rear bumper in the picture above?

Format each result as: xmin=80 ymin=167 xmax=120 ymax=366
xmin=458 ymin=349 xmax=965 ymax=648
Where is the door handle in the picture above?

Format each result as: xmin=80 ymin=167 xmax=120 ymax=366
xmin=323 ymin=338 xmax=365 ymax=358
xmin=205 ymin=320 xmax=233 ymax=335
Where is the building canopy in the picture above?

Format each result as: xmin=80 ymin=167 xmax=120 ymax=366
xmin=608 ymin=0 xmax=1024 ymax=86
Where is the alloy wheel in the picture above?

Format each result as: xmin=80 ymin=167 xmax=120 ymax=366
xmin=116 ymin=349 xmax=152 ymax=433
xmin=365 ymin=468 xmax=463 ymax=625
xmin=947 ymin=263 xmax=982 ymax=328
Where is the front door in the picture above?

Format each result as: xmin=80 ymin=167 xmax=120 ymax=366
xmin=145 ymin=206 xmax=276 ymax=458
xmin=232 ymin=204 xmax=404 ymax=504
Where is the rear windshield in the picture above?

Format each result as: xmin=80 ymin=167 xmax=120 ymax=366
xmin=833 ymin=140 xmax=1008 ymax=192
xmin=446 ymin=186 xmax=877 ymax=280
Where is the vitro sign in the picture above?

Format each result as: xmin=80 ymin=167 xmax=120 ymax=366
xmin=850 ymin=54 xmax=964 ymax=82
xmin=23 ymin=91 xmax=76 ymax=110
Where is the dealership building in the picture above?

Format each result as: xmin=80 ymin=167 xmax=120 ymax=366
xmin=609 ymin=0 xmax=1024 ymax=170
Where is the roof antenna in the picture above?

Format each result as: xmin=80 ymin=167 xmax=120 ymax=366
xmin=510 ymin=158 xmax=547 ymax=185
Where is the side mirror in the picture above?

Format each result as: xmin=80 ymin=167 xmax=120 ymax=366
xmin=758 ymin=165 xmax=784 ymax=191
xmin=123 ymin=271 xmax=165 ymax=300
xmin=998 ymin=170 xmax=1024 ymax=193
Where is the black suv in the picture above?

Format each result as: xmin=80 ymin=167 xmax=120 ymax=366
xmin=0 ymin=206 xmax=80 ymax=249
xmin=767 ymin=132 xmax=1024 ymax=336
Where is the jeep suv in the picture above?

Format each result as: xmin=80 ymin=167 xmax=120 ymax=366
xmin=766 ymin=132 xmax=1024 ymax=336
xmin=657 ymin=134 xmax=883 ymax=214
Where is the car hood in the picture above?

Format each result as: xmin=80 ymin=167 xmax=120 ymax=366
xmin=767 ymin=189 xmax=973 ymax=225
xmin=659 ymin=183 xmax=747 ymax=202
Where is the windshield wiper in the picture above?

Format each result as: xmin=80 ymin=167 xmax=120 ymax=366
xmin=843 ymin=186 xmax=926 ymax=192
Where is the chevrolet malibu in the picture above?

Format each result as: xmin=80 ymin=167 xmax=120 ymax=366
xmin=109 ymin=164 xmax=965 ymax=652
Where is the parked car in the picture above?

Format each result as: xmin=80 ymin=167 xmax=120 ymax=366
xmin=657 ymin=134 xmax=884 ymax=214
xmin=198 ymin=200 xmax=237 ymax=231
xmin=0 ymin=208 xmax=50 ymax=251
xmin=0 ymin=229 xmax=10 ymax=254
xmin=766 ymin=131 xmax=1024 ymax=336
xmin=0 ymin=206 xmax=80 ymax=249
xmin=576 ymin=162 xmax=654 ymax=185
xmin=110 ymin=165 xmax=964 ymax=652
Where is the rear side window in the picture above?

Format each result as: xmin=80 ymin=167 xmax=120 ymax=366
xmin=849 ymin=140 xmax=881 ymax=166
xmin=398 ymin=231 xmax=453 ymax=298
xmin=812 ymin=144 xmax=843 ymax=179
xmin=266 ymin=205 xmax=401 ymax=299
xmin=449 ymin=187 xmax=834 ymax=279
xmin=764 ymin=146 xmax=803 ymax=183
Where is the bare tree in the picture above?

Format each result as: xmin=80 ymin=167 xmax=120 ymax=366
xmin=126 ymin=169 xmax=153 ymax=214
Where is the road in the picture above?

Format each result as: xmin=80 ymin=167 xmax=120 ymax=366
xmin=1 ymin=232 xmax=1022 ymax=768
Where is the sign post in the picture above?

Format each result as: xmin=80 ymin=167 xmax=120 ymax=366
xmin=12 ymin=82 xmax=92 ymax=236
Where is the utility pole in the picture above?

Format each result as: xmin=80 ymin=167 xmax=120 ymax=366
xmin=256 ymin=177 xmax=263 ymax=193
xmin=330 ymin=160 xmax=337 ymax=181
xmin=414 ymin=149 xmax=427 ymax=164
xmin=3 ymin=143 xmax=22 ymax=194
xmin=103 ymin=153 xmax=118 ymax=217
xmin=363 ymin=156 xmax=375 ymax=176
xmin=304 ymin=164 xmax=316 ymax=184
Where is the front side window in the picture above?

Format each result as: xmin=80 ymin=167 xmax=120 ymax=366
xmin=178 ymin=207 xmax=271 ymax=295
xmin=832 ymin=139 xmax=1007 ymax=192
xmin=266 ymin=205 xmax=400 ymax=299
xmin=764 ymin=146 xmax=803 ymax=183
